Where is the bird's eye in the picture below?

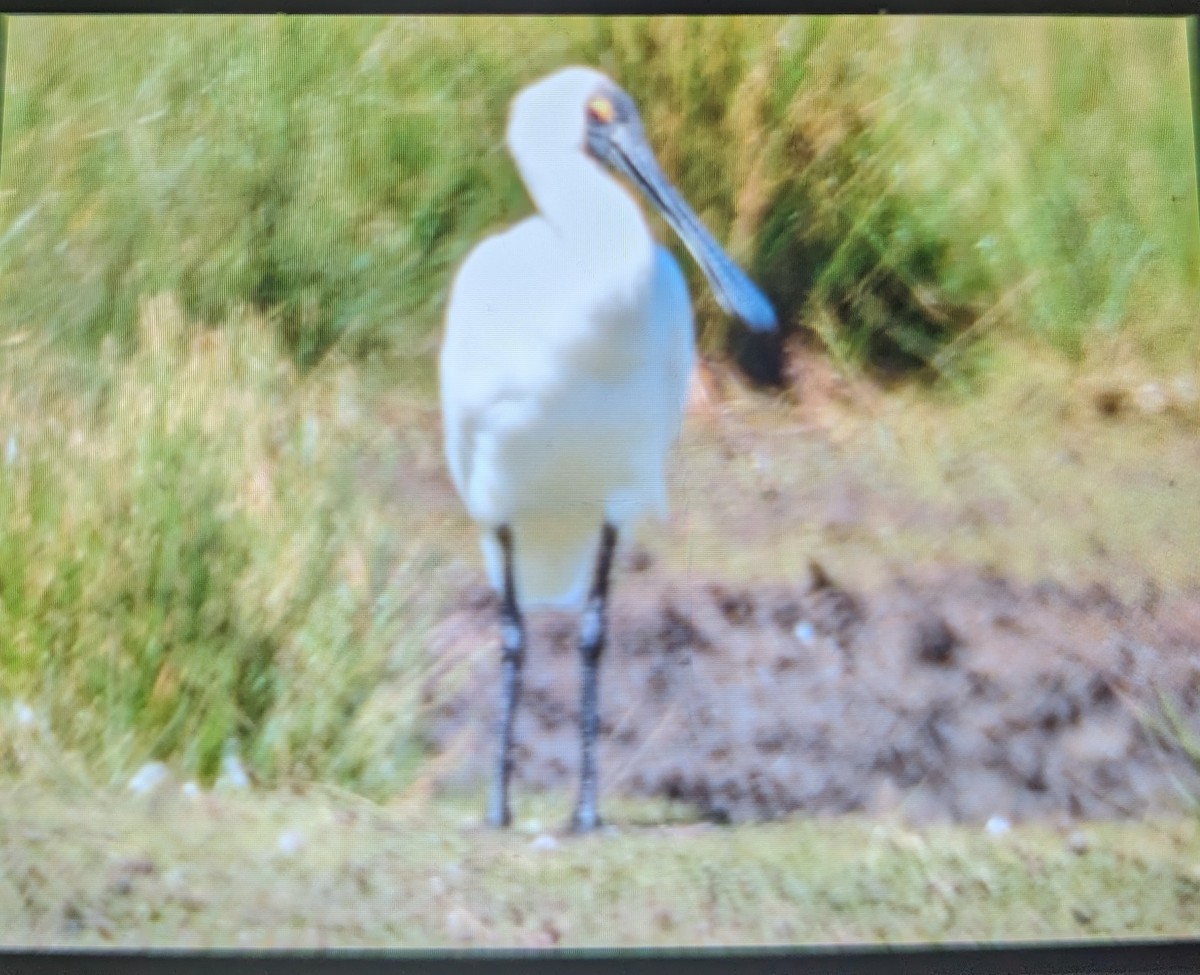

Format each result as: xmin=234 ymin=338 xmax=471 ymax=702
xmin=586 ymin=96 xmax=615 ymax=126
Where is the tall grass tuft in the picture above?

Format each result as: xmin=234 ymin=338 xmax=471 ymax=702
xmin=0 ymin=296 xmax=443 ymax=789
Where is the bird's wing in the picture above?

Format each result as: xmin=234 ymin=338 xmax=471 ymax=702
xmin=439 ymin=218 xmax=566 ymax=511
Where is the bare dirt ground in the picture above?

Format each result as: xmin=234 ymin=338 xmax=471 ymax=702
xmin=424 ymin=558 xmax=1200 ymax=827
xmin=418 ymin=346 xmax=1200 ymax=831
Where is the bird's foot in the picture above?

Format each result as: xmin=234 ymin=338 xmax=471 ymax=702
xmin=486 ymin=799 xmax=512 ymax=829
xmin=569 ymin=806 xmax=602 ymax=834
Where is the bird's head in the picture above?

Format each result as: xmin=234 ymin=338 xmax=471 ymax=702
xmin=507 ymin=67 xmax=777 ymax=333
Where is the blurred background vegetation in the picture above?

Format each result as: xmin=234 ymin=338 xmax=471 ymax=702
xmin=0 ymin=15 xmax=1197 ymax=790
xmin=4 ymin=16 xmax=1197 ymax=379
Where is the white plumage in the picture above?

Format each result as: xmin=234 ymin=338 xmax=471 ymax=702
xmin=440 ymin=67 xmax=694 ymax=608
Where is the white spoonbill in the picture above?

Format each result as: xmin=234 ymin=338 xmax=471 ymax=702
xmin=439 ymin=66 xmax=776 ymax=832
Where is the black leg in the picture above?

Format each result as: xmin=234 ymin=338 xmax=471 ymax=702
xmin=487 ymin=525 xmax=524 ymax=829
xmin=571 ymin=522 xmax=618 ymax=833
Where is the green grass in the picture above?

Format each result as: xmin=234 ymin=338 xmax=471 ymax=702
xmin=0 ymin=298 xmax=454 ymax=790
xmin=1 ymin=783 xmax=1198 ymax=947
xmin=1 ymin=16 xmax=1197 ymax=377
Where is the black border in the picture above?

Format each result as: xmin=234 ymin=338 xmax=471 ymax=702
xmin=0 ymin=14 xmax=6 ymax=171
xmin=0 ymin=1 xmax=1197 ymax=15
xmin=0 ymin=942 xmax=1199 ymax=974
xmin=1 ymin=3 xmax=1198 ymax=973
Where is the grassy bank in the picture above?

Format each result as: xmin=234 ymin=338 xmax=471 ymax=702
xmin=2 ymin=784 xmax=1199 ymax=947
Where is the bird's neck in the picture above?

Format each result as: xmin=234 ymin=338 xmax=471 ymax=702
xmin=518 ymin=151 xmax=656 ymax=286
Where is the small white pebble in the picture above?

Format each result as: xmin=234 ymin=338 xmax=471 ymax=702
xmin=127 ymin=762 xmax=170 ymax=796
xmin=217 ymin=751 xmax=250 ymax=791
xmin=985 ymin=815 xmax=1011 ymax=836
xmin=1068 ymin=831 xmax=1089 ymax=855
xmin=4 ymin=435 xmax=17 ymax=466
xmin=1171 ymin=373 xmax=1198 ymax=407
xmin=1135 ymin=382 xmax=1167 ymax=415
xmin=302 ymin=415 xmax=320 ymax=464
xmin=13 ymin=701 xmax=35 ymax=728
xmin=181 ymin=781 xmax=200 ymax=799
xmin=276 ymin=829 xmax=304 ymax=855
xmin=793 ymin=621 xmax=816 ymax=646
xmin=445 ymin=908 xmax=475 ymax=942
xmin=530 ymin=833 xmax=559 ymax=851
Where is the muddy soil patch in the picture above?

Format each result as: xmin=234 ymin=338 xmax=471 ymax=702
xmin=421 ymin=563 xmax=1200 ymax=825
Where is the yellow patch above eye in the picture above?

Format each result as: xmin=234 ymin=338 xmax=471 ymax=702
xmin=587 ymin=97 xmax=615 ymax=124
